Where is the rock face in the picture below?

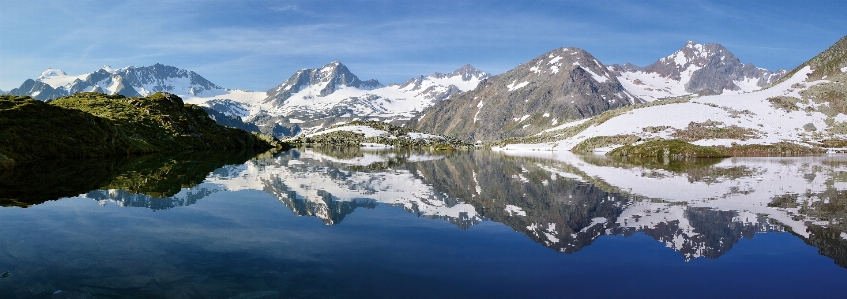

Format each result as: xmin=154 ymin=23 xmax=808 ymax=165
xmin=611 ymin=41 xmax=786 ymax=100
xmin=411 ymin=47 xmax=637 ymax=142
xmin=8 ymin=64 xmax=225 ymax=101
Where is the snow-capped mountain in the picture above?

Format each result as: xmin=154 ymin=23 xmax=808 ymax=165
xmin=265 ymin=61 xmax=382 ymax=107
xmin=412 ymin=47 xmax=638 ymax=142
xmin=611 ymin=41 xmax=787 ymax=101
xmin=497 ymin=35 xmax=847 ymax=153
xmin=8 ymin=64 xmax=226 ymax=101
xmin=262 ymin=61 xmax=487 ymax=120
xmin=185 ymin=62 xmax=489 ymax=137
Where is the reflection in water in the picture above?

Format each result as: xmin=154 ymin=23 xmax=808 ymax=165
xmin=3 ymin=147 xmax=847 ymax=297
xmin=0 ymin=149 xmax=268 ymax=208
xmin=27 ymin=146 xmax=847 ymax=264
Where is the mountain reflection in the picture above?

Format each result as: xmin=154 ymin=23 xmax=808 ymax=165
xmin=6 ymin=147 xmax=847 ymax=266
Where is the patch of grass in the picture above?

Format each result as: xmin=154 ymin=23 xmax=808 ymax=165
xmin=571 ymin=135 xmax=640 ymax=153
xmin=767 ymin=96 xmax=803 ymax=112
xmin=671 ymin=120 xmax=761 ymax=142
xmin=714 ymin=142 xmax=825 ymax=156
xmin=606 ymin=139 xmax=730 ymax=158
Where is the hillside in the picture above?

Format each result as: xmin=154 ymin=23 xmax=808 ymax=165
xmin=411 ymin=47 xmax=637 ymax=143
xmin=494 ymin=35 xmax=847 ymax=155
xmin=0 ymin=92 xmax=283 ymax=170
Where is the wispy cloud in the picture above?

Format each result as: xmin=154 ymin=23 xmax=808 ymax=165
xmin=270 ymin=5 xmax=298 ymax=12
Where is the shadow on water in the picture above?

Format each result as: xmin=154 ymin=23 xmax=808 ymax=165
xmin=0 ymin=149 xmax=271 ymax=208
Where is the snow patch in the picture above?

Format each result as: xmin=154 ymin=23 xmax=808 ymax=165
xmin=505 ymin=205 xmax=527 ymax=216
xmin=507 ymin=80 xmax=530 ymax=91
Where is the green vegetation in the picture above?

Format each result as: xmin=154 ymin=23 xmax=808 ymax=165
xmin=571 ymin=135 xmax=640 ymax=153
xmin=289 ymin=120 xmax=472 ymax=150
xmin=0 ymin=92 xmax=285 ymax=169
xmin=766 ymin=96 xmax=805 ymax=112
xmin=606 ymin=139 xmax=730 ymax=158
xmin=714 ymin=142 xmax=825 ymax=156
xmin=800 ymin=73 xmax=847 ymax=119
xmin=671 ymin=120 xmax=761 ymax=142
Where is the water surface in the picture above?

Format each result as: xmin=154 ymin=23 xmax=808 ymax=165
xmin=1 ymin=148 xmax=847 ymax=298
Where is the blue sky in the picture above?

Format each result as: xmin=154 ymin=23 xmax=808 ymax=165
xmin=1 ymin=0 xmax=845 ymax=91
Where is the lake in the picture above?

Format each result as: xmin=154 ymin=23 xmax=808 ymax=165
xmin=2 ymin=148 xmax=847 ymax=298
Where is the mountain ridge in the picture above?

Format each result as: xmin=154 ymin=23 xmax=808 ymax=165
xmin=411 ymin=47 xmax=636 ymax=142
xmin=611 ymin=41 xmax=786 ymax=100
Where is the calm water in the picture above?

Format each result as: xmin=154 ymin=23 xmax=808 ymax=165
xmin=2 ymin=148 xmax=847 ymax=298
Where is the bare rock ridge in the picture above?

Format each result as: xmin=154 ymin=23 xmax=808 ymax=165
xmin=411 ymin=47 xmax=637 ymax=142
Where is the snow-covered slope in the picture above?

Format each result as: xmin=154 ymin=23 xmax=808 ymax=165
xmin=611 ymin=41 xmax=786 ymax=101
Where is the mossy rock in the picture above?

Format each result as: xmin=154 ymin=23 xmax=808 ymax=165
xmin=606 ymin=139 xmax=730 ymax=158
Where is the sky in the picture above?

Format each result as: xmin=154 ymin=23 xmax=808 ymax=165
xmin=1 ymin=0 xmax=845 ymax=92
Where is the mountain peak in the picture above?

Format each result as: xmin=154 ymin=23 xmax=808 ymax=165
xmin=102 ymin=65 xmax=117 ymax=73
xmin=448 ymin=64 xmax=488 ymax=81
xmin=427 ymin=64 xmax=488 ymax=81
xmin=38 ymin=68 xmax=67 ymax=80
xmin=265 ymin=61 xmax=382 ymax=106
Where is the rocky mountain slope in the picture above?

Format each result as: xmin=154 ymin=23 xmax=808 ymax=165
xmin=411 ymin=47 xmax=638 ymax=143
xmin=496 ymin=35 xmax=847 ymax=154
xmin=611 ymin=41 xmax=786 ymax=101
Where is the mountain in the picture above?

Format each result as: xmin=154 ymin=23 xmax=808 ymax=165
xmin=265 ymin=61 xmax=382 ymax=107
xmin=497 ymin=35 xmax=847 ymax=154
xmin=410 ymin=47 xmax=638 ymax=143
xmin=611 ymin=41 xmax=786 ymax=101
xmin=8 ymin=64 xmax=226 ymax=101
xmin=185 ymin=62 xmax=489 ymax=137
xmin=775 ymin=34 xmax=847 ymax=83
